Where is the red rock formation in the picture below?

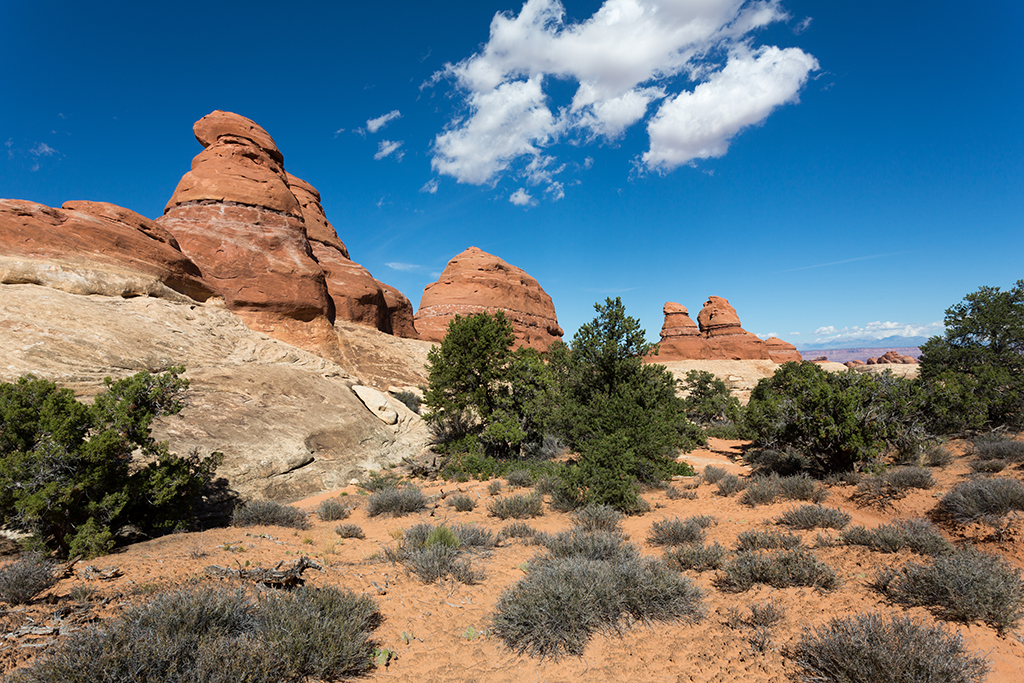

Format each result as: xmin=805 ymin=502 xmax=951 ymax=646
xmin=415 ymin=246 xmax=563 ymax=351
xmin=379 ymin=282 xmax=418 ymax=338
xmin=651 ymin=296 xmax=801 ymax=363
xmin=764 ymin=337 xmax=802 ymax=363
xmin=653 ymin=302 xmax=712 ymax=359
xmin=866 ymin=350 xmax=918 ymax=365
xmin=844 ymin=360 xmax=867 ymax=368
xmin=0 ymin=198 xmax=214 ymax=302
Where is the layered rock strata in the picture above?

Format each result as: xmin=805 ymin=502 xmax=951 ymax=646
xmin=414 ymin=246 xmax=563 ymax=351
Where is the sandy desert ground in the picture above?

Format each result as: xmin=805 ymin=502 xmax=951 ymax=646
xmin=2 ymin=438 xmax=1023 ymax=682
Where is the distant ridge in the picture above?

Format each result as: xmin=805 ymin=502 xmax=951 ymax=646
xmin=795 ymin=335 xmax=931 ymax=351
xmin=800 ymin=347 xmax=922 ymax=364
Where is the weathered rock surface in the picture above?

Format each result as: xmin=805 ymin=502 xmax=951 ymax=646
xmin=0 ymin=283 xmax=430 ymax=503
xmin=866 ymin=350 xmax=918 ymax=365
xmin=652 ymin=297 xmax=801 ymax=363
xmin=352 ymin=385 xmax=399 ymax=425
xmin=415 ymin=246 xmax=563 ymax=351
xmin=0 ymin=199 xmax=215 ymax=303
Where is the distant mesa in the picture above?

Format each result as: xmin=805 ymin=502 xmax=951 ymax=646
xmin=653 ymin=296 xmax=801 ymax=363
xmin=845 ymin=350 xmax=918 ymax=368
xmin=414 ymin=246 xmax=563 ymax=352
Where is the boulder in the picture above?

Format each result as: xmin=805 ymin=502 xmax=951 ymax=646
xmin=866 ymin=350 xmax=918 ymax=365
xmin=845 ymin=360 xmax=867 ymax=368
xmin=415 ymin=246 xmax=563 ymax=351
xmin=764 ymin=337 xmax=802 ymax=363
xmin=352 ymin=385 xmax=399 ymax=425
xmin=0 ymin=198 xmax=214 ymax=303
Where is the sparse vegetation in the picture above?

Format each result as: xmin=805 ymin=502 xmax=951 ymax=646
xmin=715 ymin=474 xmax=747 ymax=497
xmin=499 ymin=521 xmax=537 ymax=541
xmin=719 ymin=548 xmax=839 ymax=592
xmin=937 ymin=476 xmax=1024 ymax=526
xmin=663 ymin=542 xmax=727 ymax=572
xmin=874 ymin=546 xmax=1024 ymax=632
xmin=735 ymin=529 xmax=803 ymax=552
xmin=393 ymin=390 xmax=421 ymax=414
xmin=8 ymin=584 xmax=382 ymax=683
xmin=233 ymin=500 xmax=309 ymax=530
xmin=365 ymin=486 xmax=428 ymax=517
xmin=449 ymin=494 xmax=476 ymax=512
xmin=647 ymin=517 xmax=706 ymax=547
xmin=739 ymin=473 xmax=827 ymax=507
xmin=702 ymin=465 xmax=728 ymax=484
xmin=795 ymin=613 xmax=989 ymax=683
xmin=838 ymin=519 xmax=951 ymax=555
xmin=384 ymin=523 xmax=488 ymax=585
xmin=334 ymin=523 xmax=365 ymax=539
xmin=775 ymin=505 xmax=851 ymax=530
xmin=505 ymin=469 xmax=534 ymax=489
xmin=854 ymin=467 xmax=935 ymax=507
xmin=317 ymin=498 xmax=353 ymax=521
xmin=487 ymin=493 xmax=543 ymax=520
xmin=571 ymin=504 xmax=623 ymax=533
xmin=0 ymin=553 xmax=59 ymax=605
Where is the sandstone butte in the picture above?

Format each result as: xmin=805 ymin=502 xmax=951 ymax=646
xmin=414 ymin=246 xmax=564 ymax=352
xmin=156 ymin=110 xmax=419 ymax=353
xmin=651 ymin=297 xmax=801 ymax=363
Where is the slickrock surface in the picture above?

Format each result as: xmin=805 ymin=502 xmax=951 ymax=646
xmin=0 ymin=283 xmax=430 ymax=502
xmin=415 ymin=246 xmax=563 ymax=351
xmin=0 ymin=198 xmax=214 ymax=303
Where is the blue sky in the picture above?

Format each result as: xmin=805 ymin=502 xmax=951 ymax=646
xmin=2 ymin=1 xmax=1021 ymax=348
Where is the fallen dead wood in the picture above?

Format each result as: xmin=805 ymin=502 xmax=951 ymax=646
xmin=204 ymin=556 xmax=322 ymax=587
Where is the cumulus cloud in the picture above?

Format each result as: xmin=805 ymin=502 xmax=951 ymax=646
xmin=374 ymin=140 xmax=404 ymax=161
xmin=810 ymin=321 xmax=944 ymax=344
xmin=509 ymin=188 xmax=536 ymax=206
xmin=366 ymin=110 xmax=401 ymax=133
xmin=431 ymin=0 xmax=817 ymax=193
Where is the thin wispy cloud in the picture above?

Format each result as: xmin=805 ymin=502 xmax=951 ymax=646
xmin=374 ymin=140 xmax=404 ymax=161
xmin=430 ymin=0 xmax=817 ymax=198
xmin=420 ymin=178 xmax=439 ymax=194
xmin=777 ymin=251 xmax=913 ymax=274
xmin=366 ymin=109 xmax=401 ymax=134
xmin=30 ymin=142 xmax=58 ymax=157
xmin=385 ymin=262 xmax=421 ymax=271
xmin=809 ymin=320 xmax=944 ymax=344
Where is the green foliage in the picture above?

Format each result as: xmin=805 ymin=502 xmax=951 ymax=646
xmin=795 ymin=613 xmax=989 ymax=683
xmin=0 ymin=369 xmax=220 ymax=557
xmin=745 ymin=362 xmax=926 ymax=473
xmin=423 ymin=312 xmax=553 ymax=458
xmin=919 ymin=279 xmax=1024 ymax=431
xmin=679 ymin=370 xmax=742 ymax=426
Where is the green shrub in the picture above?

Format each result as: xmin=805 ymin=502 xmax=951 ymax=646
xmin=385 ymin=523 xmax=487 ymax=585
xmin=487 ymin=493 xmax=543 ymax=520
xmin=938 ymin=477 xmax=1024 ymax=526
xmin=393 ymin=390 xmax=421 ymax=414
xmin=334 ymin=523 xmax=365 ymax=539
xmin=742 ymin=448 xmax=812 ymax=477
xmin=735 ymin=529 xmax=803 ymax=552
xmin=715 ymin=474 xmax=747 ymax=497
xmin=232 ymin=500 xmax=309 ymax=529
xmin=0 ymin=553 xmax=58 ymax=605
xmin=647 ymin=517 xmax=706 ymax=547
xmin=776 ymin=505 xmax=851 ymax=530
xmin=663 ymin=542 xmax=727 ymax=572
xmin=838 ymin=519 xmax=951 ymax=556
xmin=874 ymin=546 xmax=1024 ymax=632
xmin=449 ymin=494 xmax=476 ymax=512
xmin=359 ymin=470 xmax=403 ymax=492
xmin=571 ymin=505 xmax=623 ymax=533
xmin=718 ymin=548 xmax=839 ymax=592
xmin=366 ymin=486 xmax=427 ymax=517
xmin=317 ymin=498 xmax=353 ymax=521
xmin=679 ymin=370 xmax=742 ymax=426
xmin=795 ymin=613 xmax=989 ymax=683
xmin=0 ymin=369 xmax=220 ymax=557
xmin=9 ymin=584 xmax=381 ymax=683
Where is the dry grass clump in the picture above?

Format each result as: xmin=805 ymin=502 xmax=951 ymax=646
xmin=971 ymin=434 xmax=1024 ymax=462
xmin=491 ymin=531 xmax=705 ymax=658
xmin=647 ymin=517 xmax=707 ymax=547
xmin=775 ymin=504 xmax=851 ymax=530
xmin=937 ymin=477 xmax=1024 ymax=526
xmin=8 ymin=584 xmax=382 ymax=683
xmin=873 ymin=546 xmax=1024 ymax=633
xmin=316 ymin=498 xmax=353 ymax=521
xmin=795 ymin=613 xmax=989 ymax=683
xmin=718 ymin=548 xmax=839 ymax=592
xmin=970 ymin=458 xmax=1008 ymax=473
xmin=232 ymin=500 xmax=310 ymax=529
xmin=735 ymin=529 xmax=803 ymax=552
xmin=715 ymin=474 xmax=747 ymax=497
xmin=838 ymin=519 xmax=951 ymax=556
xmin=365 ymin=486 xmax=427 ymax=517
xmin=740 ymin=473 xmax=827 ymax=507
xmin=487 ymin=493 xmax=544 ymax=520
xmin=923 ymin=443 xmax=954 ymax=467
xmin=449 ymin=494 xmax=476 ymax=512
xmin=385 ymin=523 xmax=488 ymax=585
xmin=855 ymin=467 xmax=935 ymax=507
xmin=663 ymin=542 xmax=728 ymax=572
xmin=0 ymin=553 xmax=59 ymax=605
xmin=334 ymin=523 xmax=365 ymax=539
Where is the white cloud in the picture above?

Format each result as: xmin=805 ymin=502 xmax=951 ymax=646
xmin=809 ymin=321 xmax=944 ymax=345
xmin=385 ymin=262 xmax=421 ymax=271
xmin=366 ymin=110 xmax=401 ymax=134
xmin=509 ymin=188 xmax=536 ymax=206
xmin=30 ymin=142 xmax=58 ymax=157
xmin=430 ymin=0 xmax=817 ymax=192
xmin=374 ymin=140 xmax=404 ymax=161
xmin=420 ymin=178 xmax=439 ymax=194
xmin=644 ymin=45 xmax=817 ymax=171
xmin=545 ymin=181 xmax=565 ymax=200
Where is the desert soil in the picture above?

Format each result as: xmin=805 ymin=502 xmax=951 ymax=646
xmin=3 ymin=438 xmax=1023 ymax=682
